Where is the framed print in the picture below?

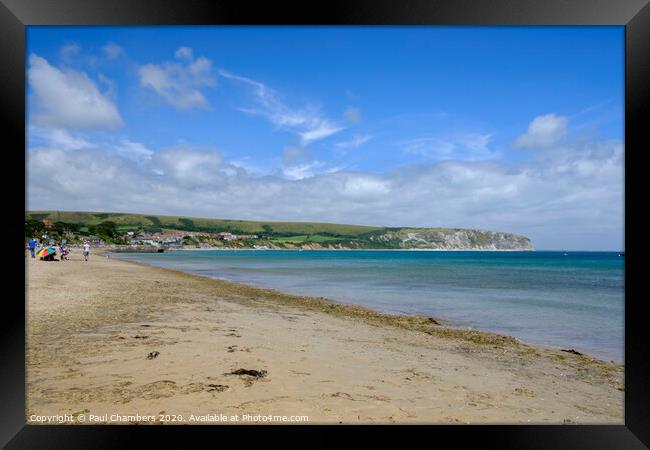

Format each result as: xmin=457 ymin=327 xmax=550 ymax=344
xmin=2 ymin=0 xmax=648 ymax=447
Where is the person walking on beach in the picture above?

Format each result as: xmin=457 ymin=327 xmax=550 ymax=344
xmin=28 ymin=238 xmax=36 ymax=258
xmin=83 ymin=242 xmax=90 ymax=261
xmin=60 ymin=244 xmax=68 ymax=261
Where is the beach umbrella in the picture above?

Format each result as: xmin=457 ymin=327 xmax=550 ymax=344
xmin=36 ymin=247 xmax=57 ymax=258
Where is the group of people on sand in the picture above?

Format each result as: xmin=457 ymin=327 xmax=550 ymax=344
xmin=27 ymin=237 xmax=91 ymax=262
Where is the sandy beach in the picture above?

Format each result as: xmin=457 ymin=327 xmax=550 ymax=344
xmin=26 ymin=251 xmax=623 ymax=424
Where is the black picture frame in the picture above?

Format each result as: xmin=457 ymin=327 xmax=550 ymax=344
xmin=2 ymin=0 xmax=648 ymax=447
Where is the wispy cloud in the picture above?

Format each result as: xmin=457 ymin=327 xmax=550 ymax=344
xmin=280 ymin=147 xmax=326 ymax=180
xmin=335 ymin=134 xmax=373 ymax=150
xmin=114 ymin=139 xmax=154 ymax=160
xmin=30 ymin=127 xmax=95 ymax=151
xmin=300 ymin=125 xmax=344 ymax=144
xmin=103 ymin=42 xmax=124 ymax=60
xmin=219 ymin=70 xmax=344 ymax=144
xmin=282 ymin=161 xmax=325 ymax=180
xmin=174 ymin=46 xmax=194 ymax=60
xmin=569 ymin=100 xmax=613 ymax=120
xmin=59 ymin=42 xmax=81 ymax=62
xmin=29 ymin=125 xmax=154 ymax=163
xmin=139 ymin=47 xmax=216 ymax=109
xmin=401 ymin=133 xmax=498 ymax=161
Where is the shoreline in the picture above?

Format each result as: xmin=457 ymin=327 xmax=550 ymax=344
xmin=164 ymin=247 xmax=536 ymax=252
xmin=111 ymin=251 xmax=621 ymax=365
xmin=27 ymin=253 xmax=624 ymax=424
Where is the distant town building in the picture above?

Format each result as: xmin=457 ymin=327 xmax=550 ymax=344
xmin=217 ymin=232 xmax=236 ymax=241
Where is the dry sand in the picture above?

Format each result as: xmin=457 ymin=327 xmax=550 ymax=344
xmin=26 ymin=251 xmax=624 ymax=424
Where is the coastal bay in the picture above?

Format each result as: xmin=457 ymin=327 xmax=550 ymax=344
xmin=26 ymin=252 xmax=623 ymax=424
xmin=118 ymin=249 xmax=625 ymax=363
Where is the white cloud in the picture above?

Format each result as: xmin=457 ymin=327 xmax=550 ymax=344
xmin=114 ymin=139 xmax=154 ymax=159
xmin=513 ymin=114 xmax=568 ymax=149
xmin=28 ymin=54 xmax=123 ymax=129
xmin=27 ymin=118 xmax=624 ymax=251
xmin=148 ymin=148 xmax=224 ymax=188
xmin=457 ymin=133 xmax=494 ymax=154
xmin=335 ymin=134 xmax=373 ymax=150
xmin=29 ymin=127 xmax=95 ymax=151
xmin=174 ymin=46 xmax=193 ymax=60
xmin=219 ymin=70 xmax=344 ymax=144
xmin=280 ymin=147 xmax=326 ymax=180
xmin=29 ymin=126 xmax=155 ymax=163
xmin=28 ymin=147 xmax=147 ymax=212
xmin=282 ymin=162 xmax=325 ymax=180
xmin=228 ymin=157 xmax=272 ymax=177
xmin=300 ymin=125 xmax=344 ymax=144
xmin=340 ymin=174 xmax=391 ymax=198
xmin=103 ymin=42 xmax=124 ymax=59
xmin=139 ymin=47 xmax=216 ymax=109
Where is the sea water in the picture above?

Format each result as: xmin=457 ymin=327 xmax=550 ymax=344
xmin=116 ymin=250 xmax=624 ymax=363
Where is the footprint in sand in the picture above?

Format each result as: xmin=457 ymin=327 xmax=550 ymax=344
xmin=398 ymin=407 xmax=417 ymax=418
xmin=329 ymin=392 xmax=357 ymax=401
xmin=403 ymin=368 xmax=433 ymax=381
xmin=464 ymin=392 xmax=494 ymax=409
xmin=442 ymin=416 xmax=463 ymax=423
xmin=360 ymin=394 xmax=391 ymax=402
xmin=513 ymin=387 xmax=536 ymax=398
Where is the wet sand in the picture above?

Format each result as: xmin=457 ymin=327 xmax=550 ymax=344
xmin=26 ymin=251 xmax=623 ymax=424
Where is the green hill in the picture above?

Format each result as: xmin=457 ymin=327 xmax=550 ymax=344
xmin=26 ymin=210 xmax=383 ymax=236
xmin=25 ymin=210 xmax=534 ymax=250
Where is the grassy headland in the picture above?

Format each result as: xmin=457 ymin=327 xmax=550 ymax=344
xmin=25 ymin=210 xmax=534 ymax=250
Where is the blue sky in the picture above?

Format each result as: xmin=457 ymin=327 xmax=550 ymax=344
xmin=26 ymin=26 xmax=624 ymax=250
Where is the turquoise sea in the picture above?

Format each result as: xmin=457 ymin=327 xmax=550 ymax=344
xmin=116 ymin=250 xmax=625 ymax=363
